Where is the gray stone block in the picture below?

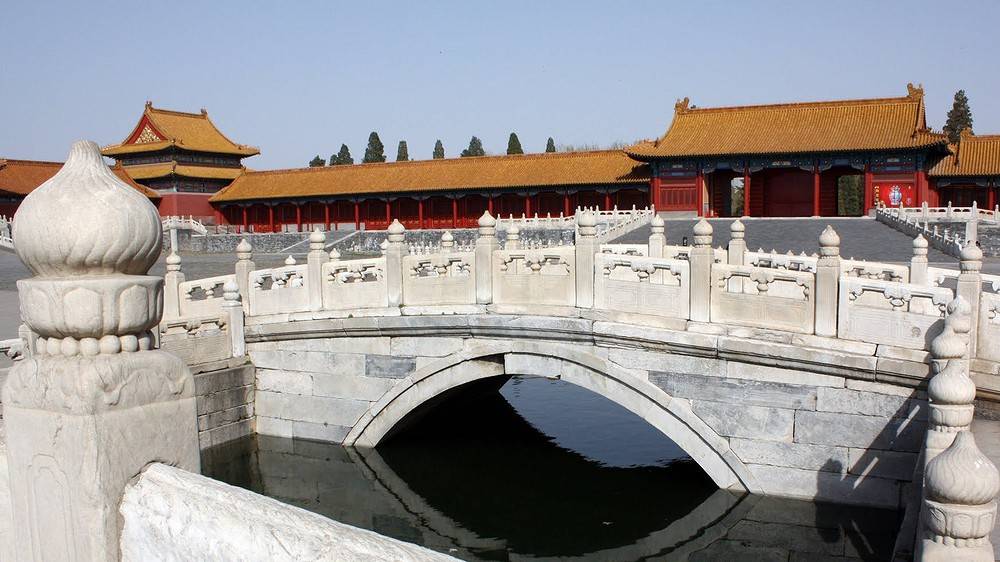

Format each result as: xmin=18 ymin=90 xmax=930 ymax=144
xmin=255 ymin=391 xmax=369 ymax=427
xmin=691 ymin=400 xmax=794 ymax=442
xmin=651 ymin=371 xmax=816 ymax=410
xmin=256 ymin=369 xmax=313 ymax=396
xmin=730 ymin=438 xmax=847 ymax=473
xmin=609 ymin=348 xmax=725 ymax=377
xmin=794 ymin=410 xmax=925 ymax=452
xmin=196 ymin=385 xmax=253 ymax=416
xmin=366 ymin=355 xmax=416 ymax=379
xmin=312 ymin=372 xmax=395 ymax=401
xmin=193 ymin=365 xmax=254 ymax=396
xmin=847 ymin=448 xmax=918 ymax=481
xmin=390 ymin=337 xmax=464 ymax=358
xmin=816 ymin=387 xmax=925 ymax=420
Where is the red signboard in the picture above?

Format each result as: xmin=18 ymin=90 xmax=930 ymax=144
xmin=873 ymin=181 xmax=915 ymax=208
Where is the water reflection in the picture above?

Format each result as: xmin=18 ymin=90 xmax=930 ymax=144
xmin=203 ymin=376 xmax=901 ymax=560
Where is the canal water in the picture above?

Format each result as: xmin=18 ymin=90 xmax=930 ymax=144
xmin=203 ymin=376 xmax=902 ymax=561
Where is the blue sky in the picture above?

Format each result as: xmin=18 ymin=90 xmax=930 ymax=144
xmin=2 ymin=1 xmax=998 ymax=169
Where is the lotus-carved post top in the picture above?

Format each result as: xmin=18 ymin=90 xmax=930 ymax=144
xmin=478 ymin=210 xmax=496 ymax=229
xmin=236 ymin=238 xmax=253 ymax=260
xmin=693 ymin=219 xmax=712 ymax=247
xmin=222 ymin=280 xmax=241 ymax=304
xmin=387 ymin=219 xmax=406 ymax=243
xmin=284 ymin=255 xmax=296 ymax=266
xmin=166 ymin=251 xmax=182 ymax=273
xmin=913 ymin=234 xmax=928 ymax=254
xmin=729 ymin=219 xmax=745 ymax=239
xmin=329 ymin=248 xmax=341 ymax=261
xmin=309 ymin=228 xmax=326 ymax=251
xmin=14 ymin=141 xmax=162 ymax=277
xmin=506 ymin=225 xmax=520 ymax=239
xmin=650 ymin=214 xmax=665 ymax=234
xmin=819 ymin=225 xmax=840 ymax=257
xmin=961 ymin=242 xmax=983 ymax=274
xmin=577 ymin=210 xmax=597 ymax=237
xmin=926 ymin=431 xmax=1000 ymax=506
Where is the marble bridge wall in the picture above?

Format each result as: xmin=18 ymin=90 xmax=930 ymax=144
xmin=244 ymin=316 xmax=931 ymax=509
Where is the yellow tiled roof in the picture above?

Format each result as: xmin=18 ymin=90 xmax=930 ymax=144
xmin=0 ymin=159 xmax=159 ymax=199
xmin=102 ymin=102 xmax=259 ymax=157
xmin=626 ymin=84 xmax=948 ymax=160
xmin=929 ymin=130 xmax=1000 ymax=177
xmin=124 ymin=162 xmax=245 ymax=181
xmin=211 ymin=150 xmax=650 ymax=203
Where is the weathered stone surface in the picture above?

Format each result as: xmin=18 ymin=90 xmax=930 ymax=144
xmin=256 ymin=391 xmax=370 ymax=428
xmin=366 ymin=355 xmax=417 ymax=379
xmin=725 ymin=361 xmax=845 ymax=388
xmin=390 ymin=337 xmax=464 ymax=358
xmin=609 ymin=348 xmax=725 ymax=378
xmin=197 ymin=385 xmax=253 ymax=416
xmin=0 ymin=424 xmax=10 ymax=562
xmin=691 ymin=400 xmax=794 ymax=442
xmin=794 ymin=410 xmax=925 ymax=452
xmin=194 ymin=364 xmax=254 ymax=396
xmin=251 ymin=337 xmax=391 ymax=355
xmin=257 ymin=369 xmax=313 ymax=395
xmin=651 ymin=372 xmax=817 ymax=410
xmin=730 ymin=438 xmax=847 ymax=473
xmin=847 ymin=448 xmax=918 ymax=481
xmin=251 ymin=349 xmax=365 ymax=375
xmin=816 ymin=387 xmax=925 ymax=420
xmin=845 ymin=378 xmax=926 ymax=399
xmin=198 ymin=403 xmax=254 ymax=432
xmin=199 ymin=419 xmax=255 ymax=451
xmin=312 ymin=372 xmax=395 ymax=402
xmin=726 ymin=519 xmax=844 ymax=555
xmin=120 ymin=463 xmax=456 ymax=561
xmin=747 ymin=463 xmax=900 ymax=508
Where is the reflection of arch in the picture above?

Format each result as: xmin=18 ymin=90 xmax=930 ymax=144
xmin=344 ymin=341 xmax=761 ymax=493
xmin=351 ymin=445 xmax=756 ymax=560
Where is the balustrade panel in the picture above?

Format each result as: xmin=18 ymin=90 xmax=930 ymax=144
xmin=248 ymin=264 xmax=309 ymax=316
xmin=401 ymin=251 xmax=476 ymax=306
xmin=710 ymin=264 xmax=816 ymax=334
xmin=492 ymin=247 xmax=576 ymax=306
xmin=322 ymin=258 xmax=389 ymax=310
xmin=837 ymin=278 xmax=951 ymax=349
xmin=594 ymin=254 xmax=690 ymax=319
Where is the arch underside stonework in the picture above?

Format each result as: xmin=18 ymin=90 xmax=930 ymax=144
xmin=246 ymin=313 xmax=930 ymax=509
xmin=343 ymin=341 xmax=757 ymax=493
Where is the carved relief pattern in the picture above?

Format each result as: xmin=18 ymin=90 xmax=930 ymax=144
xmin=134 ymin=125 xmax=161 ymax=144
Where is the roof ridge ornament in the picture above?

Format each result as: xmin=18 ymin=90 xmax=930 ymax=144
xmin=906 ymin=82 xmax=924 ymax=100
xmin=674 ymin=97 xmax=690 ymax=114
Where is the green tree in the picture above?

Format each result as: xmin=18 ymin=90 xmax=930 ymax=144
xmin=545 ymin=137 xmax=556 ymax=153
xmin=332 ymin=144 xmax=353 ymax=165
xmin=433 ymin=139 xmax=445 ymax=159
xmin=460 ymin=136 xmax=485 ymax=157
xmin=363 ymin=132 xmax=386 ymax=163
xmin=308 ymin=155 xmax=325 ymax=167
xmin=506 ymin=132 xmax=524 ymax=155
xmin=943 ymin=90 xmax=974 ymax=144
xmin=396 ymin=140 xmax=409 ymax=162
xmin=837 ymin=175 xmax=864 ymax=216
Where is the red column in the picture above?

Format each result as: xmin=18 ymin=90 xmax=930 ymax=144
xmin=525 ymin=194 xmax=532 ymax=217
xmin=989 ymin=181 xmax=997 ymax=210
xmin=451 ymin=198 xmax=458 ymax=228
xmin=241 ymin=206 xmax=248 ymax=233
xmin=324 ymin=203 xmax=331 ymax=231
xmin=650 ymin=177 xmax=661 ymax=210
xmin=385 ymin=200 xmax=391 ymax=226
xmin=863 ymin=164 xmax=874 ymax=213
xmin=268 ymin=205 xmax=275 ymax=233
xmin=295 ymin=204 xmax=303 ymax=232
xmin=487 ymin=195 xmax=494 ymax=215
xmin=813 ymin=164 xmax=821 ymax=217
xmin=563 ymin=192 xmax=571 ymax=216
xmin=603 ymin=191 xmax=612 ymax=211
xmin=417 ymin=199 xmax=424 ymax=229
xmin=914 ymin=169 xmax=928 ymax=206
xmin=743 ymin=167 xmax=751 ymax=217
xmin=695 ymin=171 xmax=704 ymax=217
xmin=354 ymin=201 xmax=360 ymax=230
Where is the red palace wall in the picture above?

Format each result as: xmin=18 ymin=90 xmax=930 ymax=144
xmin=158 ymin=193 xmax=216 ymax=222
xmin=871 ymin=173 xmax=916 ymax=208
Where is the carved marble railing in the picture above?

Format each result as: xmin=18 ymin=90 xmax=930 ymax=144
xmin=160 ymin=211 xmax=997 ymax=369
xmin=885 ymin=202 xmax=999 ymax=224
xmin=876 ymin=205 xmax=983 ymax=258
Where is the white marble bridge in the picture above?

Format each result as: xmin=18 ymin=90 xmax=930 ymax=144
xmin=1 ymin=142 xmax=999 ymax=561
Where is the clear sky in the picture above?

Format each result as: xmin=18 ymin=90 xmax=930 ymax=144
xmin=2 ymin=1 xmax=998 ymax=170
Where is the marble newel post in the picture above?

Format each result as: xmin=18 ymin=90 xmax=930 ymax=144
xmin=910 ymin=234 xmax=929 ymax=287
xmin=919 ymin=296 xmax=1000 ymax=561
xmin=574 ymin=210 xmax=597 ymax=308
xmin=475 ymin=211 xmax=497 ymax=304
xmin=647 ymin=214 xmax=665 ymax=258
xmin=233 ymin=238 xmax=255 ymax=311
xmin=956 ymin=243 xmax=982 ymax=358
xmin=688 ymin=219 xmax=713 ymax=322
xmin=385 ymin=219 xmax=406 ymax=307
xmin=726 ymin=220 xmax=745 ymax=292
xmin=306 ymin=228 xmax=328 ymax=311
xmin=3 ymin=141 xmax=199 ymax=561
xmin=815 ymin=226 xmax=841 ymax=338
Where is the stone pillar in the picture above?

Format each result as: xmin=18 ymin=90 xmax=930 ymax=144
xmin=966 ymin=216 xmax=979 ymax=244
xmin=475 ymin=211 xmax=497 ymax=304
xmin=575 ymin=210 xmax=598 ymax=308
xmin=385 ymin=219 xmax=405 ymax=307
xmin=689 ymin=219 xmax=713 ymax=322
xmin=441 ymin=230 xmax=455 ymax=253
xmin=956 ymin=243 xmax=983 ymax=358
xmin=234 ymin=238 xmax=255 ymax=310
xmin=3 ymin=141 xmax=199 ymax=561
xmin=926 ymin=297 xmax=976 ymax=462
xmin=306 ymin=228 xmax=328 ymax=311
xmin=726 ymin=220 xmax=746 ymax=292
xmin=505 ymin=225 xmax=520 ymax=250
xmin=911 ymin=234 xmax=929 ymax=286
xmin=815 ymin=225 xmax=841 ymax=338
xmin=647 ymin=214 xmax=665 ymax=258
xmin=163 ymin=251 xmax=184 ymax=320
xmin=222 ymin=280 xmax=246 ymax=358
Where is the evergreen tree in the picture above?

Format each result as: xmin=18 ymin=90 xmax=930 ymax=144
xmin=309 ymin=155 xmax=325 ymax=167
xmin=545 ymin=137 xmax=556 ymax=153
xmin=460 ymin=136 xmax=485 ymax=157
xmin=332 ymin=144 xmax=353 ymax=165
xmin=363 ymin=132 xmax=386 ymax=163
xmin=506 ymin=132 xmax=524 ymax=155
xmin=433 ymin=139 xmax=445 ymax=159
xmin=396 ymin=140 xmax=409 ymax=162
xmin=943 ymin=90 xmax=974 ymax=144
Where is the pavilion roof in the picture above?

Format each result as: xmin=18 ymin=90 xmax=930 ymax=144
xmin=210 ymin=150 xmax=650 ymax=203
xmin=626 ymin=84 xmax=948 ymax=161
xmin=0 ymin=159 xmax=159 ymax=199
xmin=102 ymin=102 xmax=259 ymax=158
xmin=929 ymin=130 xmax=1000 ymax=178
xmin=125 ymin=162 xmax=245 ymax=181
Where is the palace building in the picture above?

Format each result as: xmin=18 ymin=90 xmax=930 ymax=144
xmin=101 ymin=102 xmax=258 ymax=219
xmin=3 ymin=85 xmax=998 ymax=229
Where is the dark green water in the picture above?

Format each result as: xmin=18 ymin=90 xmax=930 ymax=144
xmin=203 ymin=376 xmax=901 ymax=561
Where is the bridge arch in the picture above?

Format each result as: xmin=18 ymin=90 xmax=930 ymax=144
xmin=344 ymin=340 xmax=762 ymax=494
